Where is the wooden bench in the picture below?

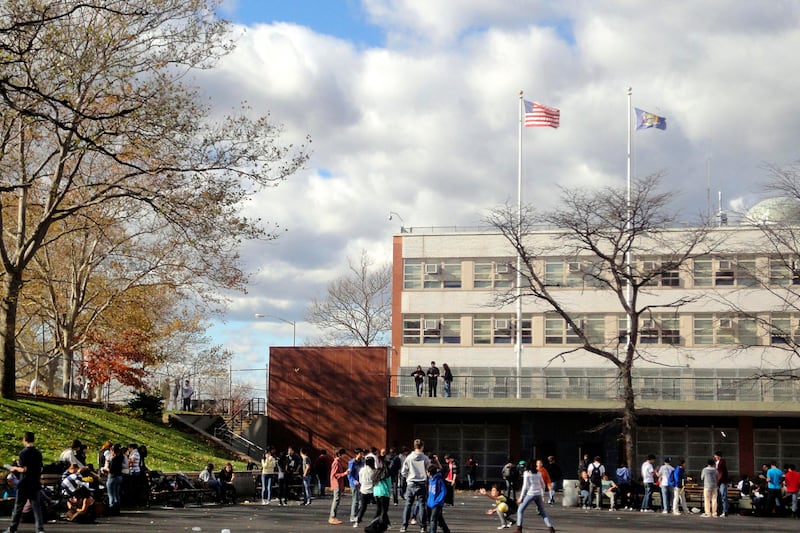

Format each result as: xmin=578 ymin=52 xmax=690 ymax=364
xmin=683 ymin=484 xmax=741 ymax=512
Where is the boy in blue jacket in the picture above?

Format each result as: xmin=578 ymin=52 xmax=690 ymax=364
xmin=427 ymin=464 xmax=451 ymax=533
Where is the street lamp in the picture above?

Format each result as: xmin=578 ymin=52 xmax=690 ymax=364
xmin=254 ymin=313 xmax=296 ymax=346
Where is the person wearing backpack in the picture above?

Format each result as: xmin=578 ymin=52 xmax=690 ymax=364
xmin=502 ymin=461 xmax=518 ymax=501
xmin=615 ymin=463 xmax=633 ymax=510
xmin=587 ymin=457 xmax=605 ymax=509
xmin=670 ymin=458 xmax=689 ymax=514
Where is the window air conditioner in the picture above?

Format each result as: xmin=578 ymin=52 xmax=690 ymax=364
xmin=642 ymin=318 xmax=656 ymax=329
xmin=718 ymin=318 xmax=733 ymax=329
xmin=495 ymin=263 xmax=510 ymax=274
xmin=718 ymin=260 xmax=732 ymax=270
xmin=423 ymin=319 xmax=440 ymax=331
xmin=425 ymin=263 xmax=439 ymax=275
xmin=567 ymin=262 xmax=582 ymax=273
xmin=643 ymin=261 xmax=659 ymax=271
xmin=494 ymin=319 xmax=510 ymax=331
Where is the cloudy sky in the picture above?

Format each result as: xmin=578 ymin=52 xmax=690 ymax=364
xmin=201 ymin=0 xmax=800 ymax=379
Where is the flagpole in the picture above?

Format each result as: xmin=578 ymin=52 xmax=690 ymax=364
xmin=625 ymin=87 xmax=633 ymax=352
xmin=516 ymin=90 xmax=523 ymax=400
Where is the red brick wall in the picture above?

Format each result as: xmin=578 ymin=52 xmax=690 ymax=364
xmin=268 ymin=346 xmax=388 ymax=453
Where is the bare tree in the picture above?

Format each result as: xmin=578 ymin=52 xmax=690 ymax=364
xmin=717 ymin=163 xmax=800 ymax=381
xmin=487 ymin=174 xmax=715 ymax=467
xmin=0 ymin=1 xmax=308 ymax=398
xmin=306 ymin=250 xmax=392 ymax=346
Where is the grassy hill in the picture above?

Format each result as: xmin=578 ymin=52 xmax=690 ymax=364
xmin=0 ymin=399 xmax=237 ymax=472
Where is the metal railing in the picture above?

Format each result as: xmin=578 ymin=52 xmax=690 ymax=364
xmin=390 ymin=374 xmax=800 ymax=403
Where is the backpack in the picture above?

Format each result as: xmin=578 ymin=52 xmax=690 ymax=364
xmin=501 ymin=464 xmax=515 ymax=480
xmin=740 ymin=481 xmax=752 ymax=495
xmin=669 ymin=466 xmax=681 ymax=488
xmin=589 ymin=464 xmax=603 ymax=485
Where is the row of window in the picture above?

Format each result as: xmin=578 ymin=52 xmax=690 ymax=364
xmin=403 ymin=256 xmax=800 ymax=290
xmin=402 ymin=312 xmax=800 ymax=346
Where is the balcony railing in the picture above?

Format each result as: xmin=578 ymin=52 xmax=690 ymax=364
xmin=389 ymin=374 xmax=800 ymax=403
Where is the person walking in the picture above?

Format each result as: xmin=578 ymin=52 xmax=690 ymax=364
xmin=3 ymin=431 xmax=45 ymax=533
xmin=400 ymin=439 xmax=430 ymax=532
xmin=671 ymin=458 xmax=689 ymax=515
xmin=545 ymin=456 xmax=563 ymax=505
xmin=427 ymin=464 xmax=451 ymax=533
xmin=515 ymin=461 xmax=555 ymax=533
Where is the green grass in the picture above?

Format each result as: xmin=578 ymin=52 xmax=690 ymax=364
xmin=0 ymin=399 xmax=237 ymax=472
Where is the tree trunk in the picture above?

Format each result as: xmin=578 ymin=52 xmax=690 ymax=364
xmin=619 ymin=359 xmax=637 ymax=468
xmin=0 ymin=273 xmax=24 ymax=399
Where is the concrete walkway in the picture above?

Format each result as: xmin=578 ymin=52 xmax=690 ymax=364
xmin=3 ymin=492 xmax=797 ymax=533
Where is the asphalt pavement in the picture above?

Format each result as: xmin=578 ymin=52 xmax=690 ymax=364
xmin=3 ymin=492 xmax=798 ymax=533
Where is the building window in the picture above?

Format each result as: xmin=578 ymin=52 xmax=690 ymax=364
xmin=693 ymin=313 xmax=758 ymax=346
xmin=544 ymin=259 xmax=603 ymax=288
xmin=404 ymin=315 xmax=461 ymax=345
xmin=620 ymin=316 xmax=681 ymax=345
xmin=419 ymin=260 xmax=462 ymax=289
xmin=441 ymin=315 xmax=461 ymax=344
xmin=473 ymin=316 xmax=531 ymax=345
xmin=474 ymin=260 xmax=513 ymax=289
xmin=403 ymin=259 xmax=423 ymax=289
xmin=545 ymin=314 xmax=604 ymax=344
xmin=403 ymin=259 xmax=464 ymax=289
xmin=403 ymin=315 xmax=421 ymax=344
xmin=770 ymin=313 xmax=800 ymax=345
xmin=769 ymin=257 xmax=800 ymax=286
xmin=694 ymin=256 xmax=758 ymax=287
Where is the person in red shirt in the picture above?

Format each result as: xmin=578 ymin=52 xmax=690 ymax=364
xmin=328 ymin=448 xmax=350 ymax=525
xmin=784 ymin=464 xmax=800 ymax=518
xmin=444 ymin=454 xmax=458 ymax=505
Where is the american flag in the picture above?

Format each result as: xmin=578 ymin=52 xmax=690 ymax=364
xmin=524 ymin=100 xmax=560 ymax=128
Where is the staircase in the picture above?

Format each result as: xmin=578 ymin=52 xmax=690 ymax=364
xmin=212 ymin=398 xmax=266 ymax=461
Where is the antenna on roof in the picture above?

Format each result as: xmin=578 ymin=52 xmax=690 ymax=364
xmin=717 ymin=191 xmax=727 ymax=226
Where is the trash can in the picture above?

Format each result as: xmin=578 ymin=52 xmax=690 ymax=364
xmin=562 ymin=479 xmax=579 ymax=507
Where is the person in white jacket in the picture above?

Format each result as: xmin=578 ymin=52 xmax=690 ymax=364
xmin=515 ymin=461 xmax=555 ymax=533
xmin=355 ymin=456 xmax=376 ymax=527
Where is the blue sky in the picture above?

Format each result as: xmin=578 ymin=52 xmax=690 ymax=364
xmin=197 ymin=1 xmax=800 ymax=389
xmin=222 ymin=0 xmax=384 ymax=45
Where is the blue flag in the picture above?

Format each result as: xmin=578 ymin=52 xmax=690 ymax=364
xmin=634 ymin=108 xmax=666 ymax=130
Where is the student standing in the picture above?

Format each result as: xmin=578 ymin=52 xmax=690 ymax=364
xmin=515 ymin=461 xmax=555 ymax=533
xmin=4 ymin=432 xmax=45 ymax=533
xmin=426 ymin=361 xmax=440 ymax=397
xmin=327 ymin=448 xmax=349 ymax=525
xmin=427 ymin=464 xmax=451 ymax=533
xmin=700 ymin=459 xmax=718 ymax=517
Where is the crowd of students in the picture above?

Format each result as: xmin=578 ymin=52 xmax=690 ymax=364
xmin=571 ymin=452 xmax=800 ymax=519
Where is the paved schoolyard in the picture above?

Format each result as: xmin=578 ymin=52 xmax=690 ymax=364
xmin=3 ymin=492 xmax=798 ymax=533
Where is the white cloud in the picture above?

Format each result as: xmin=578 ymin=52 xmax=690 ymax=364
xmin=198 ymin=1 xmax=800 ymax=368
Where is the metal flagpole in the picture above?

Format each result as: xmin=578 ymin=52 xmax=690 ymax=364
xmin=516 ymin=91 xmax=524 ymax=399
xmin=625 ymin=87 xmax=633 ymax=351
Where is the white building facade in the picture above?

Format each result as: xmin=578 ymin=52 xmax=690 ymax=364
xmin=388 ymin=225 xmax=800 ymax=482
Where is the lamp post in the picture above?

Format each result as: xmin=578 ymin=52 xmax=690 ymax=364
xmin=254 ymin=313 xmax=296 ymax=346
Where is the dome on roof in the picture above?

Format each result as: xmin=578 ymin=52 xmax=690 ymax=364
xmin=743 ymin=197 xmax=800 ymax=225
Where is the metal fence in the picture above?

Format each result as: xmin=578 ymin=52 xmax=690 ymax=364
xmin=390 ymin=374 xmax=800 ymax=403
